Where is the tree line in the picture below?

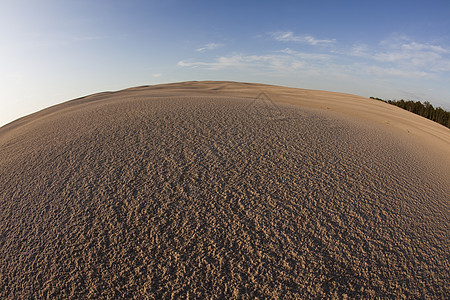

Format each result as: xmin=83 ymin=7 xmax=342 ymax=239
xmin=370 ymin=97 xmax=450 ymax=129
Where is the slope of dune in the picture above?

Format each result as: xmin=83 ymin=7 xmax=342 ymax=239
xmin=0 ymin=81 xmax=449 ymax=299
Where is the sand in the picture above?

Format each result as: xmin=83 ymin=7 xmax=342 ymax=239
xmin=0 ymin=81 xmax=448 ymax=299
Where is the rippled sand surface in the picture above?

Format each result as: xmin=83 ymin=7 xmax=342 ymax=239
xmin=0 ymin=81 xmax=449 ymax=298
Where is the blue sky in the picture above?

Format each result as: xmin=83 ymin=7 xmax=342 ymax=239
xmin=1 ymin=0 xmax=450 ymax=126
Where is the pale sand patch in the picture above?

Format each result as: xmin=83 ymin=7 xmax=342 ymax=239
xmin=0 ymin=81 xmax=448 ymax=298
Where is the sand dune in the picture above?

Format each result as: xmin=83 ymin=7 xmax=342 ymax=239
xmin=0 ymin=81 xmax=448 ymax=298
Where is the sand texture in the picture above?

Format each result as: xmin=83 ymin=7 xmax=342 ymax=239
xmin=0 ymin=81 xmax=449 ymax=299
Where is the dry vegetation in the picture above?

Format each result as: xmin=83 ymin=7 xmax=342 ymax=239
xmin=0 ymin=82 xmax=449 ymax=299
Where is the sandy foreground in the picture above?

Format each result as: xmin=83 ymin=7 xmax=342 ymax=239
xmin=0 ymin=81 xmax=449 ymax=298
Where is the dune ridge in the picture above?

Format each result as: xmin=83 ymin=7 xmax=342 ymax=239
xmin=0 ymin=81 xmax=449 ymax=298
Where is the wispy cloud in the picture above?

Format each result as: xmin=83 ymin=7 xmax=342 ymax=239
xmin=365 ymin=65 xmax=430 ymax=78
xmin=400 ymin=42 xmax=449 ymax=54
xmin=179 ymin=33 xmax=449 ymax=85
xmin=350 ymin=44 xmax=370 ymax=57
xmin=179 ymin=53 xmax=306 ymax=72
xmin=270 ymin=31 xmax=336 ymax=45
xmin=152 ymin=73 xmax=162 ymax=78
xmin=178 ymin=55 xmax=245 ymax=69
xmin=349 ymin=36 xmax=450 ymax=74
xmin=278 ymin=48 xmax=332 ymax=60
xmin=196 ymin=42 xmax=224 ymax=52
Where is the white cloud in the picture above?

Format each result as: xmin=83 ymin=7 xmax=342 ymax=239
xmin=196 ymin=42 xmax=224 ymax=52
xmin=152 ymin=73 xmax=162 ymax=77
xmin=349 ymin=36 xmax=450 ymax=75
xmin=271 ymin=31 xmax=336 ymax=45
xmin=372 ymin=48 xmax=443 ymax=65
xmin=178 ymin=53 xmax=306 ymax=72
xmin=365 ymin=65 xmax=431 ymax=78
xmin=179 ymin=33 xmax=449 ymax=85
xmin=178 ymin=55 xmax=245 ymax=69
xmin=401 ymin=42 xmax=449 ymax=54
xmin=350 ymin=44 xmax=369 ymax=57
xmin=279 ymin=48 xmax=332 ymax=60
